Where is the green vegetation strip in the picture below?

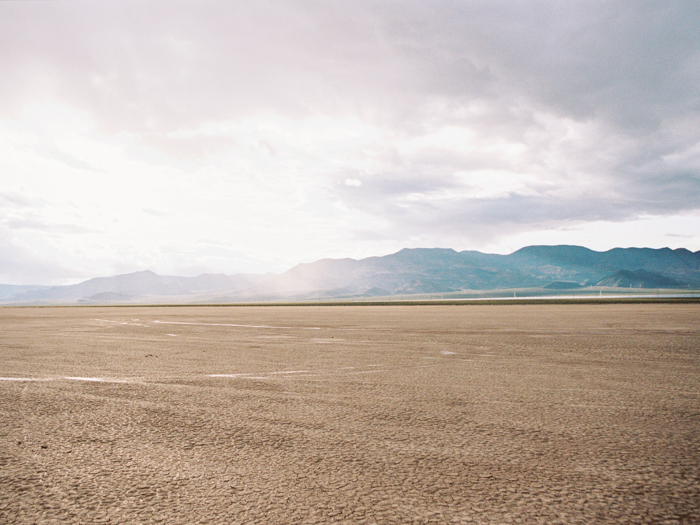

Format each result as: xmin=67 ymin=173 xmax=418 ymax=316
xmin=208 ymin=297 xmax=700 ymax=307
xmin=6 ymin=296 xmax=699 ymax=308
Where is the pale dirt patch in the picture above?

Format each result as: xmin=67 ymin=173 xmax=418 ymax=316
xmin=0 ymin=377 xmax=50 ymax=382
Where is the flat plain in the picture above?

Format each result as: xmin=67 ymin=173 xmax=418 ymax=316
xmin=1 ymin=303 xmax=699 ymax=524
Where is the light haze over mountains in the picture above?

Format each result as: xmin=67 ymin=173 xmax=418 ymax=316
xmin=2 ymin=245 xmax=698 ymax=304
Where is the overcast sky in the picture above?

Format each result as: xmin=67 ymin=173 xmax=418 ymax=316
xmin=1 ymin=0 xmax=699 ymax=284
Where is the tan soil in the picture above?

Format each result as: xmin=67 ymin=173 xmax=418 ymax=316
xmin=0 ymin=304 xmax=699 ymax=524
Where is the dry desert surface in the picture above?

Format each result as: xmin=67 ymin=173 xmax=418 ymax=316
xmin=1 ymin=303 xmax=699 ymax=524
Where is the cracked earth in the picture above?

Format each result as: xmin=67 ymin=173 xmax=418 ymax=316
xmin=1 ymin=304 xmax=699 ymax=524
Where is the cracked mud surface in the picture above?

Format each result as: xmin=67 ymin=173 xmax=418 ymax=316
xmin=1 ymin=304 xmax=699 ymax=524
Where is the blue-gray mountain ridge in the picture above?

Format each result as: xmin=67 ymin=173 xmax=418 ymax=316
xmin=4 ymin=245 xmax=699 ymax=304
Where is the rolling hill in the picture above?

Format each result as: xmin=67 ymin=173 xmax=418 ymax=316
xmin=3 ymin=245 xmax=699 ymax=304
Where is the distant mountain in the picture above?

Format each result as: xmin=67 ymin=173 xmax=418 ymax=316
xmin=9 ymin=270 xmax=266 ymax=302
xmin=2 ymin=245 xmax=699 ymax=304
xmin=0 ymin=284 xmax=49 ymax=299
xmin=596 ymin=270 xmax=685 ymax=289
xmin=253 ymin=245 xmax=700 ymax=297
xmin=543 ymin=281 xmax=584 ymax=290
xmin=78 ymin=292 xmax=133 ymax=303
xmin=508 ymin=246 xmax=700 ymax=284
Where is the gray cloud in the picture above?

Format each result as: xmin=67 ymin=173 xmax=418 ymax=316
xmin=335 ymin=158 xmax=700 ymax=243
xmin=1 ymin=192 xmax=41 ymax=208
xmin=4 ymin=1 xmax=696 ymax=130
xmin=5 ymin=219 xmax=98 ymax=235
xmin=142 ymin=208 xmax=168 ymax=217
xmin=37 ymin=144 xmax=104 ymax=172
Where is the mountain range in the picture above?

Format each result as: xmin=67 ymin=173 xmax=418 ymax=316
xmin=3 ymin=245 xmax=699 ymax=304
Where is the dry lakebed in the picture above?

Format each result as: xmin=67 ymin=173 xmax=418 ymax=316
xmin=1 ymin=303 xmax=699 ymax=524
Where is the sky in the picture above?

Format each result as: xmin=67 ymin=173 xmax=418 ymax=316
xmin=1 ymin=0 xmax=699 ymax=285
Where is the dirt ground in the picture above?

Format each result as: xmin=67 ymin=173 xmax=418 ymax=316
xmin=1 ymin=304 xmax=699 ymax=524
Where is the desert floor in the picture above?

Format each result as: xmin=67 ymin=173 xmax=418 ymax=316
xmin=1 ymin=304 xmax=699 ymax=524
